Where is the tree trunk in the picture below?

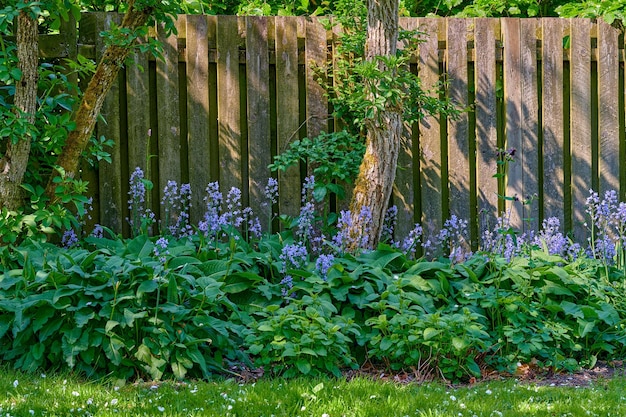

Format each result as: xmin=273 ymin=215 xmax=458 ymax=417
xmin=0 ymin=8 xmax=38 ymax=211
xmin=346 ymin=0 xmax=401 ymax=250
xmin=45 ymin=2 xmax=154 ymax=202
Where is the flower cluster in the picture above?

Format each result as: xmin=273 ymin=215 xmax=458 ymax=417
xmin=161 ymin=181 xmax=193 ymax=238
xmin=128 ymin=167 xmax=155 ymax=236
xmin=585 ymin=189 xmax=626 ymax=265
xmin=279 ymin=242 xmax=308 ymax=297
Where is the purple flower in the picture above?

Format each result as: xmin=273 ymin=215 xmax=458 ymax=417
xmin=91 ymin=224 xmax=104 ymax=239
xmin=401 ymin=223 xmax=423 ymax=258
xmin=127 ymin=167 xmax=155 ymax=236
xmin=62 ymin=229 xmax=79 ymax=248
xmin=223 ymin=187 xmax=243 ymax=227
xmin=315 ymin=254 xmax=335 ymax=280
xmin=381 ymin=205 xmax=398 ymax=243
xmin=279 ymin=242 xmax=308 ymax=273
xmin=280 ymin=275 xmax=294 ymax=298
xmin=263 ymin=177 xmax=279 ymax=206
xmin=154 ymin=237 xmax=169 ymax=264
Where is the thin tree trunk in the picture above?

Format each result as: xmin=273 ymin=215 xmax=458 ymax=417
xmin=0 ymin=8 xmax=38 ymax=211
xmin=347 ymin=0 xmax=401 ymax=249
xmin=45 ymin=1 xmax=154 ymax=202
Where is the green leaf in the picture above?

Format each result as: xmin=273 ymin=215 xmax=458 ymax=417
xmin=423 ymin=327 xmax=440 ymax=341
xmin=560 ymin=301 xmax=583 ymax=319
xmin=257 ymin=324 xmax=274 ymax=332
xmin=137 ymin=279 xmax=158 ymax=297
xmin=296 ymin=358 xmax=312 ymax=375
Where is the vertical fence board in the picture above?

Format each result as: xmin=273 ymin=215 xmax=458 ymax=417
xmin=542 ymin=18 xmax=564 ymax=225
xmin=126 ymin=48 xmax=151 ymax=175
xmin=217 ymin=16 xmax=243 ymax=194
xmin=246 ymin=16 xmax=272 ymax=230
xmin=394 ymin=17 xmax=421 ymax=239
xmin=305 ymin=18 xmax=328 ymax=148
xmin=447 ymin=19 xmax=471 ymax=223
xmin=418 ymin=19 xmax=444 ymax=240
xmin=186 ymin=15 xmax=211 ymax=224
xmin=96 ymin=13 xmax=124 ymax=232
xmin=474 ymin=18 xmax=499 ymax=231
xmin=503 ymin=18 xmax=523 ymax=228
xmin=520 ymin=18 xmax=539 ymax=232
xmin=598 ymin=20 xmax=620 ymax=195
xmin=156 ymin=19 xmax=182 ymax=221
xmin=570 ymin=19 xmax=592 ymax=242
xmin=275 ymin=16 xmax=301 ymax=219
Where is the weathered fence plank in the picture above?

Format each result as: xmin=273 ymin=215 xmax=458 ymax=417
xmin=542 ymin=18 xmax=564 ymax=226
xmin=186 ymin=14 xmax=212 ymax=224
xmin=275 ymin=16 xmax=301 ymax=220
xmin=156 ymin=18 xmax=182 ymax=223
xmin=520 ymin=18 xmax=539 ymax=233
xmin=95 ymin=13 xmax=124 ymax=233
xmin=447 ymin=18 xmax=471 ymax=225
xmin=570 ymin=18 xmax=593 ymax=242
xmin=418 ymin=18 xmax=444 ymax=241
xmin=474 ymin=18 xmax=499 ymax=231
xmin=597 ymin=20 xmax=620 ymax=195
xmin=305 ymin=18 xmax=328 ymax=147
xmin=246 ymin=16 xmax=272 ymax=230
xmin=216 ymin=16 xmax=243 ymax=195
xmin=394 ymin=17 xmax=421 ymax=240
xmin=503 ymin=18 xmax=523 ymax=228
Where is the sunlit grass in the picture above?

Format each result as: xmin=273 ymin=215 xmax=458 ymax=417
xmin=1 ymin=367 xmax=625 ymax=417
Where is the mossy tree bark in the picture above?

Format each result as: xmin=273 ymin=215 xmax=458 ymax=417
xmin=44 ymin=0 xmax=155 ymax=202
xmin=347 ymin=0 xmax=402 ymax=249
xmin=0 ymin=7 xmax=38 ymax=211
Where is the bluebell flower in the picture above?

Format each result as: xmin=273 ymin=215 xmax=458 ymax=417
xmin=263 ymin=177 xmax=279 ymax=206
xmin=381 ymin=205 xmax=398 ymax=243
xmin=315 ymin=254 xmax=335 ymax=280
xmin=91 ymin=224 xmax=104 ymax=239
xmin=62 ymin=229 xmax=79 ymax=248
xmin=154 ymin=237 xmax=169 ymax=264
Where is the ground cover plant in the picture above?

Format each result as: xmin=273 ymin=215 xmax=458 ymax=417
xmin=1 ymin=366 xmax=626 ymax=417
xmin=1 ymin=171 xmax=626 ymax=384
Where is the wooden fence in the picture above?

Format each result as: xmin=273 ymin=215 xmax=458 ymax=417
xmin=49 ymin=15 xmax=626 ymax=243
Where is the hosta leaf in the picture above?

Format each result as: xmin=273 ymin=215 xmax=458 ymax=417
xmin=169 ymin=256 xmax=201 ymax=269
xmin=137 ymin=279 xmax=158 ymax=297
xmin=172 ymin=361 xmax=188 ymax=380
xmin=75 ymin=309 xmax=96 ymax=327
xmin=560 ymin=301 xmax=583 ymax=319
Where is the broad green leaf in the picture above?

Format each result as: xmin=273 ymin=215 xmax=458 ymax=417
xmin=296 ymin=358 xmax=312 ymax=375
xmin=423 ymin=327 xmax=440 ymax=341
xmin=560 ymin=301 xmax=583 ymax=319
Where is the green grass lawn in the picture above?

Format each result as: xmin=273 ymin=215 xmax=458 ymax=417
xmin=1 ymin=367 xmax=625 ymax=417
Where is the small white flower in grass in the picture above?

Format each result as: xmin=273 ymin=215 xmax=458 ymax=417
xmin=450 ymin=395 xmax=457 ymax=401
xmin=460 ymin=403 xmax=466 ymax=409
xmin=322 ymin=414 xmax=330 ymax=417
xmin=12 ymin=380 xmax=18 ymax=388
xmin=86 ymin=398 xmax=93 ymax=405
xmin=29 ymin=410 xmax=34 ymax=415
xmin=40 ymin=374 xmax=46 ymax=379
xmin=485 ymin=389 xmax=492 ymax=395
xmin=150 ymin=385 xmax=159 ymax=390
xmin=110 ymin=399 xmax=118 ymax=406
xmin=227 ymin=405 xmax=233 ymax=410
xmin=72 ymin=391 xmax=80 ymax=397
xmin=157 ymin=406 xmax=165 ymax=412
xmin=301 ymin=406 xmax=306 ymax=411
